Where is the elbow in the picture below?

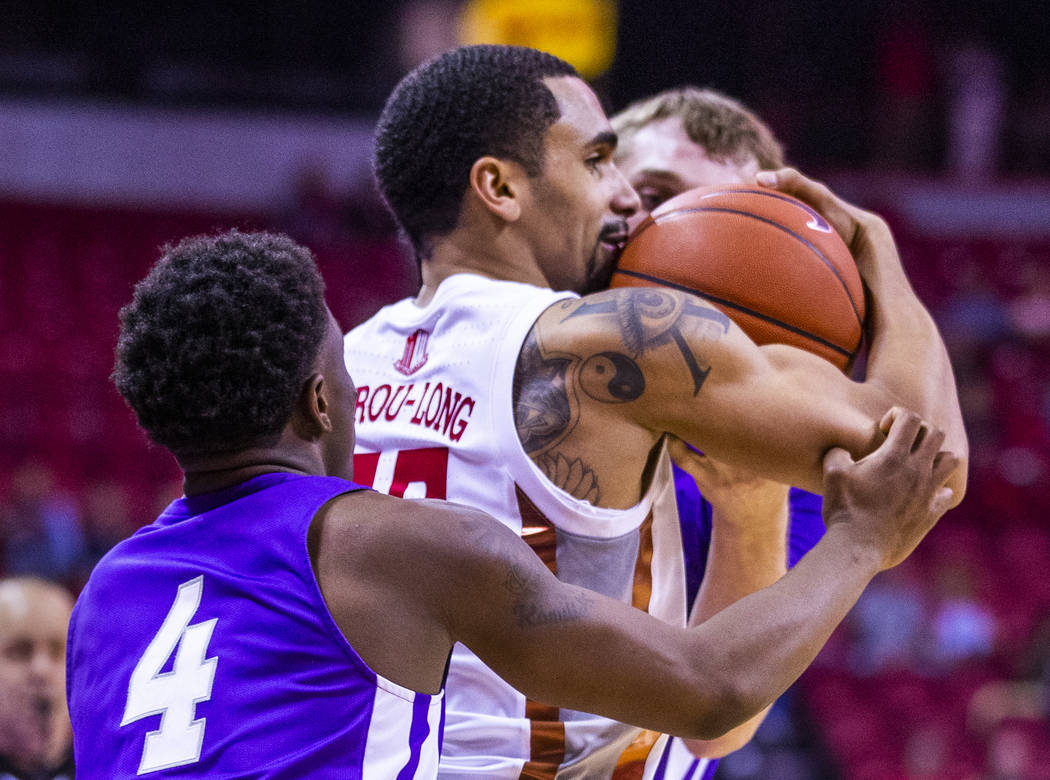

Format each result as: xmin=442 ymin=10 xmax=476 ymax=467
xmin=685 ymin=713 xmax=740 ymax=743
xmin=946 ymin=453 xmax=969 ymax=509
xmin=681 ymin=719 xmax=763 ymax=758
xmin=684 ymin=675 xmax=767 ymax=741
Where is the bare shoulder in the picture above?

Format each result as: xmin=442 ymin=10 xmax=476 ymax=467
xmin=512 ymin=287 xmax=747 ymax=506
xmin=533 ymin=288 xmax=733 ymax=352
xmin=320 ymin=490 xmax=512 ymax=568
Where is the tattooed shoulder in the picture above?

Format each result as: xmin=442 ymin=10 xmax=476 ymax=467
xmin=560 ymin=288 xmax=732 ymax=396
xmin=513 ymin=328 xmax=575 ymax=454
xmin=512 ymin=329 xmax=606 ymax=501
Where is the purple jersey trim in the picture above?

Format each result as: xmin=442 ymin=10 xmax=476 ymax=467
xmin=397 ymin=694 xmax=435 ymax=779
xmin=673 ymin=464 xmax=825 ymax=614
xmin=438 ymin=693 xmax=446 ymax=753
xmin=652 ymin=738 xmax=673 ymax=779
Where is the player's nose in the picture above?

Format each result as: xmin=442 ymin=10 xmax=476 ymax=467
xmin=626 ymin=209 xmax=647 ymax=236
xmin=610 ymin=165 xmax=640 ymax=218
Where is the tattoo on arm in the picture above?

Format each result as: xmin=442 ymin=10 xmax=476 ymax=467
xmin=563 ymin=289 xmax=730 ymax=396
xmin=504 ymin=562 xmax=595 ymax=628
xmin=536 ymin=452 xmax=599 ymax=502
xmin=512 ymin=289 xmax=730 ymax=496
xmin=514 ymin=330 xmax=573 ymax=453
xmin=513 ymin=331 xmax=603 ymax=501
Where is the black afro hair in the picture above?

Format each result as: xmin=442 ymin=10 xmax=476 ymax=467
xmin=112 ymin=230 xmax=328 ymax=457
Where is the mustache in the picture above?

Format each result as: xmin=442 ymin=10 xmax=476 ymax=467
xmin=598 ymin=220 xmax=630 ymax=244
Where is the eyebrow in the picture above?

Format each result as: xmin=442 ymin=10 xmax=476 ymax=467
xmin=588 ymin=130 xmax=618 ymax=151
xmin=632 ymin=168 xmax=685 ymax=184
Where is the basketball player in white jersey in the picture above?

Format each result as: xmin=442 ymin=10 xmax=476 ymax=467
xmin=346 ymin=45 xmax=967 ymax=779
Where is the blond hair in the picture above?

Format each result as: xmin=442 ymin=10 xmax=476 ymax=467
xmin=612 ymin=86 xmax=784 ymax=170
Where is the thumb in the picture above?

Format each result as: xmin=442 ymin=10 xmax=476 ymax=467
xmin=929 ymin=486 xmax=955 ymax=518
xmin=822 ymin=446 xmax=854 ymax=475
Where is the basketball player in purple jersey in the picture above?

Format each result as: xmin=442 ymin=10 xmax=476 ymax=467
xmin=608 ymin=88 xmax=826 ymax=774
xmin=67 ymin=229 xmax=957 ymax=778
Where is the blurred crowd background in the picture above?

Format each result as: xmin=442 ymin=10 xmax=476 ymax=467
xmin=2 ymin=1 xmax=1049 ymax=778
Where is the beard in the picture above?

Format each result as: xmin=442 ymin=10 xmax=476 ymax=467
xmin=580 ymin=220 xmax=629 ymax=294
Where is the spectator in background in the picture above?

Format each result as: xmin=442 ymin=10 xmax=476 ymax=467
xmin=1010 ymin=66 xmax=1050 ymax=176
xmin=937 ymin=253 xmax=1010 ymax=352
xmin=1016 ymin=611 xmax=1050 ymax=689
xmin=926 ymin=559 xmax=997 ymax=673
xmin=278 ymin=163 xmax=349 ymax=248
xmin=0 ymin=464 xmax=85 ymax=586
xmin=847 ymin=559 xmax=927 ymax=676
xmin=968 ymin=611 xmax=1050 ymax=736
xmin=943 ymin=18 xmax=1007 ymax=182
xmin=873 ymin=0 xmax=938 ymax=171
xmin=0 ymin=577 xmax=74 ymax=780
xmin=1007 ymin=259 xmax=1050 ymax=341
xmin=982 ymin=721 xmax=1037 ymax=780
xmin=74 ymin=481 xmax=135 ymax=588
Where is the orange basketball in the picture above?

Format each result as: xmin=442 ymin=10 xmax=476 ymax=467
xmin=611 ymin=185 xmax=865 ymax=371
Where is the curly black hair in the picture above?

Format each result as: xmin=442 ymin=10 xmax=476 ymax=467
xmin=112 ymin=230 xmax=328 ymax=457
xmin=374 ymin=44 xmax=577 ymax=259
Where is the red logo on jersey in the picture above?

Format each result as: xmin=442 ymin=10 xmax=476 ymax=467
xmin=394 ymin=329 xmax=430 ymax=375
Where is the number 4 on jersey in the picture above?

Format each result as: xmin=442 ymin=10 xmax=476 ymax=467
xmin=121 ymin=576 xmax=218 ymax=775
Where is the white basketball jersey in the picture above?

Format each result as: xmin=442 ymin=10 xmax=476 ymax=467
xmin=345 ymin=274 xmax=703 ymax=779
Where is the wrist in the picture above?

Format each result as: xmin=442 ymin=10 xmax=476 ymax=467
xmin=820 ymin=521 xmax=884 ymax=577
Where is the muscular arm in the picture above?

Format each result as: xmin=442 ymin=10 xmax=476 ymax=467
xmin=515 ymin=170 xmax=966 ymax=507
xmin=430 ymin=502 xmax=852 ymax=739
xmin=436 ymin=413 xmax=955 ymax=738
xmin=520 ymin=287 xmax=883 ymax=498
xmin=321 ymin=412 xmax=957 ymax=740
xmin=668 ymin=439 xmax=789 ymax=755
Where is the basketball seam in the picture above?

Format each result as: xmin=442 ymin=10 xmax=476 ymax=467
xmin=612 ymin=268 xmax=856 ymax=360
xmin=650 ymin=205 xmax=865 ymax=329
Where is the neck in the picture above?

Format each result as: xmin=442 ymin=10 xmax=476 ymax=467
xmin=416 ymin=228 xmax=549 ymax=306
xmin=178 ymin=447 xmax=321 ymax=496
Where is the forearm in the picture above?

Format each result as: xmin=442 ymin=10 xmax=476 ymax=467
xmin=689 ymin=498 xmax=789 ymax=625
xmin=683 ymin=495 xmax=788 ymax=756
xmin=861 ymin=228 xmax=968 ymax=497
xmin=520 ymin=523 xmax=878 ymax=740
xmin=680 ymin=522 xmax=878 ymax=737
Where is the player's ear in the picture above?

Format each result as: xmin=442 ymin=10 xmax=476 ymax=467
xmin=295 ymin=373 xmax=333 ymax=438
xmin=469 ymin=156 xmax=523 ymax=222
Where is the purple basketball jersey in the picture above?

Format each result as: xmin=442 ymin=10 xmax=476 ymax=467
xmin=67 ymin=472 xmax=443 ymax=779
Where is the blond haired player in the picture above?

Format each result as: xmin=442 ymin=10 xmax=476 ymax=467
xmin=609 ymin=86 xmax=824 ymax=777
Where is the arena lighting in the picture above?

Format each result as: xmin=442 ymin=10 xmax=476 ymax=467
xmin=459 ymin=0 xmax=618 ymax=80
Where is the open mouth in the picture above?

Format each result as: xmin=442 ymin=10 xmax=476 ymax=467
xmin=598 ymin=225 xmax=629 ymax=260
xmin=584 ymin=228 xmax=629 ymax=293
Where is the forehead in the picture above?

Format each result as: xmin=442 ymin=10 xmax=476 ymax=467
xmin=0 ymin=584 xmax=71 ymax=640
xmin=543 ymin=76 xmax=612 ymax=149
xmin=617 ymin=115 xmax=755 ymax=187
